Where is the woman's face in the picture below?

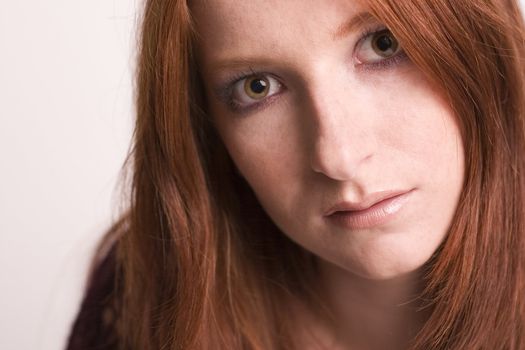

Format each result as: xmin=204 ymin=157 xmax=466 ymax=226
xmin=193 ymin=0 xmax=465 ymax=280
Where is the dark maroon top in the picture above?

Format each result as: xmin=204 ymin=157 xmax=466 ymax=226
xmin=65 ymin=246 xmax=119 ymax=349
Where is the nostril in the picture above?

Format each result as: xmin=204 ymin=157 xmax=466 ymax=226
xmin=305 ymin=93 xmax=377 ymax=181
xmin=309 ymin=139 xmax=374 ymax=182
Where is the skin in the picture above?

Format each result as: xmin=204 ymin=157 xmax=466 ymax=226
xmin=192 ymin=0 xmax=465 ymax=348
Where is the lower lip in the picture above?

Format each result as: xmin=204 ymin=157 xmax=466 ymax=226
xmin=325 ymin=190 xmax=414 ymax=230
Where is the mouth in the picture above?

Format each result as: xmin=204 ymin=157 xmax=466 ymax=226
xmin=324 ymin=189 xmax=414 ymax=230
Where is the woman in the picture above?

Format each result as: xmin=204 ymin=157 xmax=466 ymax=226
xmin=67 ymin=0 xmax=525 ymax=349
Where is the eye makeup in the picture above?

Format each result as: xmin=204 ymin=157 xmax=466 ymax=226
xmin=211 ymin=23 xmax=410 ymax=115
xmin=353 ymin=23 xmax=409 ymax=72
xmin=213 ymin=69 xmax=285 ymax=114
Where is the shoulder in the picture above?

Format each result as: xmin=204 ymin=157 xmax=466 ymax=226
xmin=65 ymin=243 xmax=120 ymax=350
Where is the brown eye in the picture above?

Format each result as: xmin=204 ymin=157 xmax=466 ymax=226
xmin=371 ymin=30 xmax=400 ymax=57
xmin=230 ymin=74 xmax=282 ymax=110
xmin=244 ymin=76 xmax=270 ymax=99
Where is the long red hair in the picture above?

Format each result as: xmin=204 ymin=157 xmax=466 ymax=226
xmin=87 ymin=0 xmax=525 ymax=348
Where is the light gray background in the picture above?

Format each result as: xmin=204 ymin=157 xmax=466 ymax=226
xmin=0 ymin=1 xmax=136 ymax=349
xmin=1 ymin=1 xmax=524 ymax=349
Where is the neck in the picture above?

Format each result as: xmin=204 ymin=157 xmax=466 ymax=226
xmin=292 ymin=259 xmax=429 ymax=350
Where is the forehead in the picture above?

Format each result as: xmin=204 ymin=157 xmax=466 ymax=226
xmin=191 ymin=0 xmax=368 ymax=66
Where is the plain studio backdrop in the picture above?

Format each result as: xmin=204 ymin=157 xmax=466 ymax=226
xmin=1 ymin=1 xmax=524 ymax=349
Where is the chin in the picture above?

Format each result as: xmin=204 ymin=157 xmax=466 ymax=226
xmin=343 ymin=233 xmax=441 ymax=281
xmin=351 ymin=263 xmax=422 ymax=281
xmin=341 ymin=247 xmax=433 ymax=281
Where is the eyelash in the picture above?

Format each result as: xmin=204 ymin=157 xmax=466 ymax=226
xmin=218 ymin=24 xmax=408 ymax=114
xmin=218 ymin=69 xmax=283 ymax=114
xmin=354 ymin=24 xmax=408 ymax=71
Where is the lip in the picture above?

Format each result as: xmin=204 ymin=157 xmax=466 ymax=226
xmin=324 ymin=189 xmax=414 ymax=230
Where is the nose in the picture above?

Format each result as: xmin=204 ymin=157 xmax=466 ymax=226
xmin=307 ymin=81 xmax=376 ymax=182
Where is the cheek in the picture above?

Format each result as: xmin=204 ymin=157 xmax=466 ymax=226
xmin=213 ymin=110 xmax=301 ymax=201
xmin=376 ymin=85 xmax=465 ymax=253
xmin=212 ymin=105 xmax=309 ymax=231
xmin=375 ymin=75 xmax=464 ymax=187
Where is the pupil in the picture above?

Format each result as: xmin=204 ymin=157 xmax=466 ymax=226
xmin=376 ymin=34 xmax=393 ymax=52
xmin=250 ymin=79 xmax=267 ymax=94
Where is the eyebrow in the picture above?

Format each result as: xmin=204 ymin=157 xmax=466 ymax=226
xmin=331 ymin=11 xmax=377 ymax=41
xmin=207 ymin=11 xmax=377 ymax=73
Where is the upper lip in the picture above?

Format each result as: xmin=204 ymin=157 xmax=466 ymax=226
xmin=324 ymin=189 xmax=412 ymax=216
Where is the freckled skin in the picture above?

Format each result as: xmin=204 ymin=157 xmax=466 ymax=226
xmin=193 ymin=1 xmax=465 ymax=347
xmin=193 ymin=0 xmax=464 ymax=281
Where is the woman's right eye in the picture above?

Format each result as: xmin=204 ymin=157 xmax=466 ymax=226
xmin=229 ymin=74 xmax=283 ymax=110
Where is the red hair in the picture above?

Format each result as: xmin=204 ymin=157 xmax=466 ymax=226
xmin=366 ymin=1 xmax=525 ymax=348
xmin=78 ymin=0 xmax=525 ymax=348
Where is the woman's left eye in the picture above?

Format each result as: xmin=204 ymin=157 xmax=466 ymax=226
xmin=229 ymin=74 xmax=282 ymax=110
xmin=355 ymin=28 xmax=404 ymax=65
